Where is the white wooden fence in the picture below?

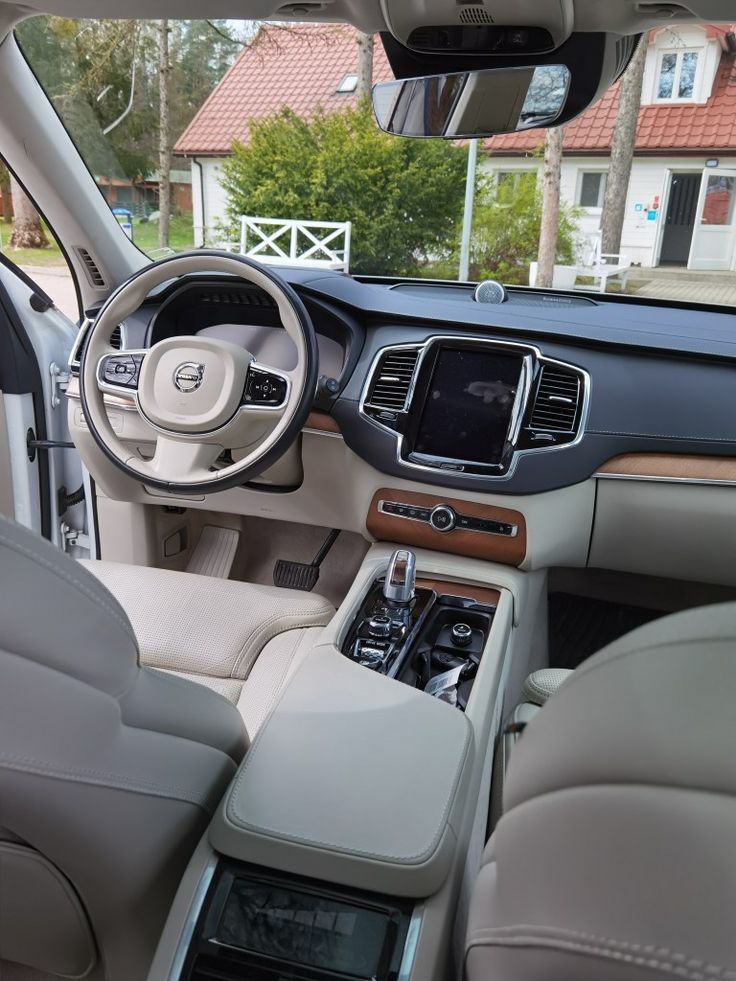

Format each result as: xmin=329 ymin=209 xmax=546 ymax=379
xmin=237 ymin=216 xmax=352 ymax=272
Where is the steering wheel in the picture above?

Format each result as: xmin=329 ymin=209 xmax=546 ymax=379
xmin=79 ymin=252 xmax=319 ymax=494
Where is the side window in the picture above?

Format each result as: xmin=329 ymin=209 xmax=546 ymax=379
xmin=577 ymin=171 xmax=607 ymax=210
xmin=656 ymin=49 xmax=700 ymax=101
xmin=0 ymin=161 xmax=79 ymax=321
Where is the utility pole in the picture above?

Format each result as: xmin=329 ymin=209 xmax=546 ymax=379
xmin=536 ymin=125 xmax=564 ymax=288
xmin=459 ymin=139 xmax=478 ymax=281
xmin=158 ymin=19 xmax=171 ymax=249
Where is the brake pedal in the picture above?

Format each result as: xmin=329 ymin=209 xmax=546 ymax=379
xmin=273 ymin=529 xmax=340 ymax=592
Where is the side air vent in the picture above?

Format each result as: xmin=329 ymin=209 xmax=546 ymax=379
xmin=75 ymin=248 xmax=106 ymax=289
xmin=364 ymin=346 xmax=421 ymax=420
xmin=109 ymin=325 xmax=122 ymax=350
xmin=530 ymin=366 xmax=582 ymax=432
xmin=458 ymin=5 xmax=493 ymax=24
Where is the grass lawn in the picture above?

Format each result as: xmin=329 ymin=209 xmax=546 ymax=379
xmin=0 ymin=213 xmax=195 ymax=268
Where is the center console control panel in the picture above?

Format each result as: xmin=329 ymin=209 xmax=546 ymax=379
xmin=378 ymin=499 xmax=517 ymax=537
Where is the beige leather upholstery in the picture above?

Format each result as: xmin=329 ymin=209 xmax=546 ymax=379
xmin=467 ymin=604 xmax=736 ymax=980
xmin=81 ymin=560 xmax=335 ymax=737
xmin=0 ymin=516 xmax=247 ymax=981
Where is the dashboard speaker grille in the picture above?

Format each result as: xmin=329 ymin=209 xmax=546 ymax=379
xmin=365 ymin=347 xmax=421 ymax=412
xmin=530 ymin=366 xmax=581 ymax=432
xmin=458 ymin=6 xmax=493 ymax=24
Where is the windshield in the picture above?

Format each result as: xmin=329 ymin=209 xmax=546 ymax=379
xmin=11 ymin=16 xmax=736 ymax=309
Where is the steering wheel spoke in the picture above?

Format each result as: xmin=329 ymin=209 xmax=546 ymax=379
xmin=241 ymin=361 xmax=292 ymax=410
xmin=144 ymin=435 xmax=223 ymax=483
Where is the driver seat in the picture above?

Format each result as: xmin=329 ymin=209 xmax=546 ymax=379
xmin=80 ymin=558 xmax=336 ymax=739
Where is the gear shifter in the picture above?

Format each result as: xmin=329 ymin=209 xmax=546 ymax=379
xmin=383 ymin=549 xmax=417 ymax=605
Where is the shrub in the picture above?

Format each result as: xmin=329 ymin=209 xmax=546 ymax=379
xmin=219 ymin=102 xmax=469 ymax=276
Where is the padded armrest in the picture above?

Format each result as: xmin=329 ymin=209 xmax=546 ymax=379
xmin=210 ymin=646 xmax=474 ymax=897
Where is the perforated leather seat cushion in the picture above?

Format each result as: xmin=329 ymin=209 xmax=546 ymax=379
xmin=81 ymin=560 xmax=334 ymax=737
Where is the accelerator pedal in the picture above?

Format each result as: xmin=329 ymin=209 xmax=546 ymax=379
xmin=273 ymin=529 xmax=340 ymax=592
xmin=186 ymin=525 xmax=240 ymax=579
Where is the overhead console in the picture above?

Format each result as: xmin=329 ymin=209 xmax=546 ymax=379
xmin=381 ymin=0 xmax=574 ymax=53
xmin=360 ymin=336 xmax=588 ymax=481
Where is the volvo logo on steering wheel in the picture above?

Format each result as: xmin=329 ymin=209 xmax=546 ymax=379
xmin=173 ymin=362 xmax=205 ymax=393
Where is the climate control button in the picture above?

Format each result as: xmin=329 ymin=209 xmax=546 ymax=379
xmin=430 ymin=504 xmax=456 ymax=533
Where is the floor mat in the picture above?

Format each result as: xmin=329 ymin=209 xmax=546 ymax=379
xmin=548 ymin=592 xmax=663 ymax=670
xmin=231 ymin=516 xmax=369 ymax=610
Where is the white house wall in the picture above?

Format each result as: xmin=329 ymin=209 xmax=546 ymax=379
xmin=189 ymin=157 xmax=230 ymax=247
xmin=482 ymin=154 xmax=736 ymax=268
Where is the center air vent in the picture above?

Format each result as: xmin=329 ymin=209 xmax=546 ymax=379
xmin=529 ymin=366 xmax=582 ymax=432
xmin=364 ymin=346 xmax=421 ymax=422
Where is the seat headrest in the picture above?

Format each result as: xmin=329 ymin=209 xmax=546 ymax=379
xmin=0 ymin=516 xmax=138 ymax=695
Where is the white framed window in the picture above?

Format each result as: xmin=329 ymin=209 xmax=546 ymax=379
xmin=495 ymin=169 xmax=536 ymax=188
xmin=655 ymin=49 xmax=700 ymax=101
xmin=577 ymin=171 xmax=607 ymax=209
xmin=336 ymin=73 xmax=358 ymax=94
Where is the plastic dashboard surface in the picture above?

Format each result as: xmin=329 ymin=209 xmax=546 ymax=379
xmin=95 ymin=267 xmax=736 ymax=496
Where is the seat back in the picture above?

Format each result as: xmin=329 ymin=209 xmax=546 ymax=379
xmin=0 ymin=516 xmax=247 ymax=980
xmin=467 ymin=604 xmax=736 ymax=981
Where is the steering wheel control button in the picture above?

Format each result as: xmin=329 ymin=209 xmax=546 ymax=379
xmin=430 ymin=504 xmax=456 ymax=533
xmin=451 ymin=623 xmax=473 ymax=648
xmin=101 ymin=354 xmax=142 ymax=390
xmin=243 ymin=368 xmax=288 ymax=407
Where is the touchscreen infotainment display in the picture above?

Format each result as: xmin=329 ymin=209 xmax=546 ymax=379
xmin=413 ymin=348 xmax=523 ymax=466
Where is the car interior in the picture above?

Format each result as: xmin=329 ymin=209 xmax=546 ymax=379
xmin=0 ymin=0 xmax=735 ymax=980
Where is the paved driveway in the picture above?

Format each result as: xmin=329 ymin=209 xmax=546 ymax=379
xmin=634 ymin=279 xmax=736 ymax=306
xmin=19 ymin=265 xmax=80 ymax=322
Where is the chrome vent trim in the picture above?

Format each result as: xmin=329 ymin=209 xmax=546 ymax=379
xmin=530 ymin=366 xmax=581 ymax=432
xmin=75 ymin=248 xmax=106 ymax=288
xmin=365 ymin=346 xmax=421 ymax=412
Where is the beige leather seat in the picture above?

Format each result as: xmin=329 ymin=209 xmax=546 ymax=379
xmin=81 ymin=559 xmax=335 ymax=738
xmin=0 ymin=515 xmax=247 ymax=981
xmin=467 ymin=605 xmax=736 ymax=980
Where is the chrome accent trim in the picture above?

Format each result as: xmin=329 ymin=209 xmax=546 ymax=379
xmin=241 ymin=361 xmax=292 ymax=413
xmin=596 ymin=472 xmax=736 ymax=487
xmin=68 ymin=316 xmax=94 ymax=371
xmin=384 ymin=547 xmax=417 ymax=604
xmin=167 ymin=854 xmax=218 ymax=981
xmin=377 ymin=498 xmax=519 ymax=538
xmin=359 ymin=336 xmax=590 ymax=484
xmin=430 ymin=504 xmax=456 ymax=533
xmin=397 ymin=909 xmax=423 ymax=981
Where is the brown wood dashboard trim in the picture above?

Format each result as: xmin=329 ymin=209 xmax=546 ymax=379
xmin=417 ymin=578 xmax=500 ymax=606
xmin=596 ymin=454 xmax=736 ymax=483
xmin=304 ymin=410 xmax=341 ymax=434
xmin=367 ymin=487 xmax=526 ymax=566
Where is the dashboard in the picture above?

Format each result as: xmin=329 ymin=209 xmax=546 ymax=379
xmin=73 ymin=267 xmax=736 ymax=498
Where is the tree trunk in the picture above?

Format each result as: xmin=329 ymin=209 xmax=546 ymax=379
xmin=356 ymin=32 xmax=374 ymax=101
xmin=1 ymin=185 xmax=12 ymax=223
xmin=536 ymin=126 xmax=565 ymax=288
xmin=8 ymin=175 xmax=48 ymax=249
xmin=158 ymin=19 xmax=172 ymax=249
xmin=600 ymin=37 xmax=647 ymax=255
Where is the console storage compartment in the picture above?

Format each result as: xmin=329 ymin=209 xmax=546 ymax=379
xmin=209 ymin=646 xmax=473 ymax=898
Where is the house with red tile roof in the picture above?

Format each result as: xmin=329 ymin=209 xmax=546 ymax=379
xmin=486 ymin=24 xmax=736 ymax=270
xmin=178 ymin=21 xmax=736 ymax=270
xmin=174 ymin=24 xmax=393 ymax=246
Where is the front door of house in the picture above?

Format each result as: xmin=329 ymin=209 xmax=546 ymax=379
xmin=659 ymin=172 xmax=700 ymax=265
xmin=688 ymin=167 xmax=736 ymax=271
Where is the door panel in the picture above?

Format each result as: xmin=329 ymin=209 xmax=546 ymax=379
xmin=689 ymin=168 xmax=736 ymax=271
xmin=659 ymin=172 xmax=699 ymax=265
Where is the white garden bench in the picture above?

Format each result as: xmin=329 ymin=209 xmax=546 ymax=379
xmin=575 ymin=231 xmax=631 ymax=293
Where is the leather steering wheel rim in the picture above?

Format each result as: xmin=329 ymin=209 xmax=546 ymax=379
xmin=78 ymin=251 xmax=319 ymax=495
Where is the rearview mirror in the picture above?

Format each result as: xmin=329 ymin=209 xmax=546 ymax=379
xmin=372 ymin=64 xmax=570 ymax=139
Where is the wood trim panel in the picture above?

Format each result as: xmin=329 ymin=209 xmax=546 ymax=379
xmin=304 ymin=410 xmax=341 ymax=434
xmin=416 ymin=578 xmax=500 ymax=606
xmin=367 ymin=487 xmax=526 ymax=566
xmin=597 ymin=454 xmax=736 ymax=483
